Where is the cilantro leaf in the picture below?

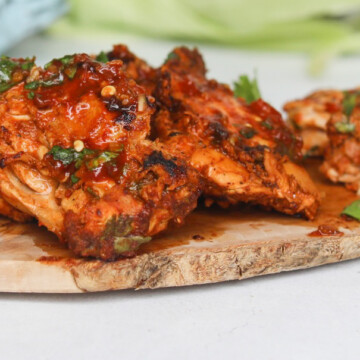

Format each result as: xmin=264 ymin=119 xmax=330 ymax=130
xmin=164 ymin=51 xmax=179 ymax=63
xmin=48 ymin=146 xmax=77 ymax=165
xmin=70 ymin=174 xmax=80 ymax=184
xmin=334 ymin=121 xmax=355 ymax=134
xmin=48 ymin=145 xmax=94 ymax=166
xmin=0 ymin=57 xmax=17 ymax=83
xmin=234 ymin=74 xmax=261 ymax=104
xmin=96 ymin=51 xmax=109 ymax=63
xmin=343 ymin=91 xmax=359 ymax=118
xmin=342 ymin=200 xmax=360 ymax=221
xmin=0 ymin=56 xmax=35 ymax=93
xmin=240 ymin=127 xmax=257 ymax=139
xmin=86 ymin=151 xmax=119 ymax=170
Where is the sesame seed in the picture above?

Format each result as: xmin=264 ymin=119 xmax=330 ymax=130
xmin=74 ymin=140 xmax=84 ymax=152
xmin=10 ymin=114 xmax=31 ymax=121
xmin=101 ymin=85 xmax=116 ymax=97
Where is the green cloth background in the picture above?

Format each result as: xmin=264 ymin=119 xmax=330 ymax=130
xmin=51 ymin=0 xmax=360 ymax=70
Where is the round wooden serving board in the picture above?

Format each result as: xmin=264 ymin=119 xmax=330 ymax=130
xmin=1 ymin=160 xmax=360 ymax=293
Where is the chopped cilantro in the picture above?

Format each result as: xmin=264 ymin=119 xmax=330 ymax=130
xmin=240 ymin=127 xmax=257 ymax=139
xmin=86 ymin=151 xmax=120 ymax=170
xmin=45 ymin=55 xmax=75 ymax=69
xmin=165 ymin=51 xmax=179 ymax=63
xmin=334 ymin=121 xmax=355 ymax=134
xmin=234 ymin=74 xmax=261 ymax=104
xmin=24 ymin=81 xmax=39 ymax=90
xmin=70 ymin=174 xmax=80 ymax=184
xmin=66 ymin=66 xmax=77 ymax=79
xmin=43 ymin=55 xmax=75 ymax=85
xmin=0 ymin=83 xmax=13 ymax=93
xmin=96 ymin=51 xmax=109 ymax=63
xmin=59 ymin=55 xmax=75 ymax=66
xmin=0 ymin=56 xmax=35 ymax=93
xmin=48 ymin=145 xmax=94 ymax=167
xmin=261 ymin=119 xmax=273 ymax=130
xmin=20 ymin=60 xmax=34 ymax=71
xmin=24 ymin=76 xmax=64 ymax=90
xmin=0 ymin=56 xmax=17 ymax=83
xmin=343 ymin=91 xmax=358 ymax=118
xmin=27 ymin=91 xmax=35 ymax=99
xmin=48 ymin=146 xmax=76 ymax=165
xmin=342 ymin=200 xmax=360 ymax=221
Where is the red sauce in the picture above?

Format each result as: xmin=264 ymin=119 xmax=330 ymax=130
xmin=29 ymin=54 xmax=154 ymax=189
xmin=325 ymin=102 xmax=342 ymax=113
xmin=178 ymin=78 xmax=201 ymax=97
xmin=307 ymin=224 xmax=344 ymax=237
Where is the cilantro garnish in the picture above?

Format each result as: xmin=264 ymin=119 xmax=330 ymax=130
xmin=234 ymin=74 xmax=261 ymax=104
xmin=0 ymin=56 xmax=35 ymax=93
xmin=48 ymin=145 xmax=94 ymax=167
xmin=86 ymin=151 xmax=120 ymax=170
xmin=27 ymin=91 xmax=35 ymax=99
xmin=342 ymin=200 xmax=360 ymax=221
xmin=164 ymin=51 xmax=179 ymax=63
xmin=70 ymin=174 xmax=80 ymax=184
xmin=240 ymin=127 xmax=257 ymax=139
xmin=334 ymin=121 xmax=355 ymax=134
xmin=343 ymin=91 xmax=358 ymax=118
xmin=96 ymin=51 xmax=109 ymax=63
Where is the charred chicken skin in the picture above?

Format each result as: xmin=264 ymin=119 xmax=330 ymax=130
xmin=284 ymin=89 xmax=360 ymax=192
xmin=0 ymin=54 xmax=201 ymax=259
xmin=106 ymin=44 xmax=157 ymax=95
xmin=151 ymin=47 xmax=320 ymax=219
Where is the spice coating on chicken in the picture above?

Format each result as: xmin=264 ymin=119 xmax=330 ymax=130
xmin=153 ymin=47 xmax=320 ymax=219
xmin=106 ymin=44 xmax=157 ymax=95
xmin=0 ymin=54 xmax=201 ymax=259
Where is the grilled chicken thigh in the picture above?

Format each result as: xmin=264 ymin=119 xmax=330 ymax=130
xmin=106 ymin=44 xmax=320 ymax=218
xmin=0 ymin=54 xmax=201 ymax=259
xmin=284 ymin=89 xmax=360 ymax=192
xmin=152 ymin=47 xmax=320 ymax=219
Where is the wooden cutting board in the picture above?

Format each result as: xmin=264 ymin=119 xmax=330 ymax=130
xmin=1 ymin=160 xmax=360 ymax=293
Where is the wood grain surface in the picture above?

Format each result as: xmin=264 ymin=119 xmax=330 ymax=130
xmin=1 ymin=160 xmax=360 ymax=293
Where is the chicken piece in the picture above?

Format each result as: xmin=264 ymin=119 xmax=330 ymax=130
xmin=106 ymin=44 xmax=157 ymax=94
xmin=283 ymin=90 xmax=345 ymax=156
xmin=320 ymin=91 xmax=360 ymax=192
xmin=0 ymin=197 xmax=32 ymax=222
xmin=0 ymin=56 xmax=36 ymax=222
xmin=284 ymin=89 xmax=360 ymax=192
xmin=153 ymin=47 xmax=320 ymax=219
xmin=0 ymin=54 xmax=201 ymax=260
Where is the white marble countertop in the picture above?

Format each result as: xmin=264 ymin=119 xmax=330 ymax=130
xmin=1 ymin=34 xmax=360 ymax=360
